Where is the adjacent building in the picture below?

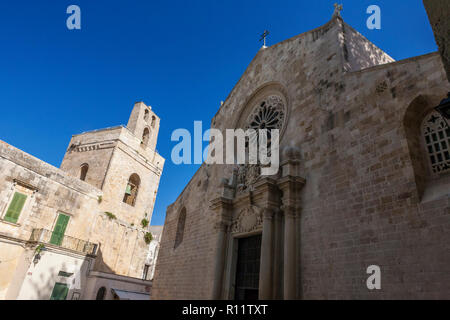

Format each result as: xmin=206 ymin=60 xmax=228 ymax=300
xmin=0 ymin=102 xmax=165 ymax=300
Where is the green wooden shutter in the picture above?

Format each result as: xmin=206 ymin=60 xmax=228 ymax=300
xmin=50 ymin=214 xmax=70 ymax=246
xmin=4 ymin=192 xmax=27 ymax=224
xmin=50 ymin=283 xmax=69 ymax=300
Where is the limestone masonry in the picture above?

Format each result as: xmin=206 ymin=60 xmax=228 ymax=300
xmin=151 ymin=14 xmax=450 ymax=299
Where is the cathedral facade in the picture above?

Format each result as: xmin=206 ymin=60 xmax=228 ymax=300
xmin=0 ymin=102 xmax=164 ymax=300
xmin=152 ymin=13 xmax=450 ymax=299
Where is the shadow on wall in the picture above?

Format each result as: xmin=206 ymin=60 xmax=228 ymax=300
xmin=93 ymin=245 xmax=115 ymax=274
xmin=23 ymin=250 xmax=94 ymax=300
xmin=25 ymin=260 xmax=89 ymax=300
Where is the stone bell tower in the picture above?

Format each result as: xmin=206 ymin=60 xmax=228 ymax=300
xmin=60 ymin=102 xmax=165 ymax=225
xmin=127 ymin=102 xmax=161 ymax=151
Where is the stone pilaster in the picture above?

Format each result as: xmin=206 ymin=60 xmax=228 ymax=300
xmin=282 ymin=205 xmax=297 ymax=300
xmin=259 ymin=208 xmax=274 ymax=300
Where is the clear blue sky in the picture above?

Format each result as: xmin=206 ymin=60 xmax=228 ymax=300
xmin=0 ymin=1 xmax=437 ymax=225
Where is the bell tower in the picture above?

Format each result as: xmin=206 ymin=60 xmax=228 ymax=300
xmin=60 ymin=102 xmax=165 ymax=225
xmin=127 ymin=102 xmax=160 ymax=151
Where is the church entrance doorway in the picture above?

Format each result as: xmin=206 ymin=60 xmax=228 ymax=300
xmin=234 ymin=234 xmax=262 ymax=300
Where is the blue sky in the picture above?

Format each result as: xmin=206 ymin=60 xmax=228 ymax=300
xmin=0 ymin=1 xmax=437 ymax=225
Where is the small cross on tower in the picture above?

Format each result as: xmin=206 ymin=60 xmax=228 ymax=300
xmin=333 ymin=3 xmax=343 ymax=17
xmin=260 ymin=30 xmax=270 ymax=48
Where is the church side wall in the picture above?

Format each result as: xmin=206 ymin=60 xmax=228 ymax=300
xmin=298 ymin=53 xmax=450 ymax=299
xmin=152 ymin=165 xmax=219 ymax=299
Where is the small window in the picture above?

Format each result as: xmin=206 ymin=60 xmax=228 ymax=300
xmin=143 ymin=264 xmax=150 ymax=280
xmin=151 ymin=116 xmax=156 ymax=128
xmin=144 ymin=109 xmax=150 ymax=122
xmin=142 ymin=128 xmax=150 ymax=148
xmin=50 ymin=213 xmax=70 ymax=246
xmin=422 ymin=111 xmax=450 ymax=175
xmin=123 ymin=174 xmax=141 ymax=206
xmin=174 ymin=208 xmax=186 ymax=249
xmin=80 ymin=163 xmax=89 ymax=181
xmin=3 ymin=192 xmax=27 ymax=224
xmin=96 ymin=287 xmax=106 ymax=300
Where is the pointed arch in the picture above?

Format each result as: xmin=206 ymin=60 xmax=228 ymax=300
xmin=174 ymin=207 xmax=186 ymax=249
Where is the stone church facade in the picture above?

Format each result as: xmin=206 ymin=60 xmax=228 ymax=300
xmin=152 ymin=13 xmax=450 ymax=299
xmin=0 ymin=102 xmax=164 ymax=299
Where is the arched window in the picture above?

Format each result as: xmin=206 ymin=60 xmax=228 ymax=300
xmin=80 ymin=164 xmax=89 ymax=181
xmin=144 ymin=109 xmax=150 ymax=122
xmin=123 ymin=174 xmax=141 ymax=206
xmin=96 ymin=287 xmax=106 ymax=300
xmin=174 ymin=208 xmax=186 ymax=249
xmin=142 ymin=128 xmax=150 ymax=147
xmin=421 ymin=110 xmax=450 ymax=175
xmin=151 ymin=116 xmax=156 ymax=128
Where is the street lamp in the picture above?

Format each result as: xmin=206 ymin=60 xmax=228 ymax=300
xmin=435 ymin=92 xmax=450 ymax=127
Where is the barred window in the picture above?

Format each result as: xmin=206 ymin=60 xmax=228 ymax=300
xmin=422 ymin=111 xmax=450 ymax=175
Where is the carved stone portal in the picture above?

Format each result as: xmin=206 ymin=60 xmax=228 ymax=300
xmin=231 ymin=205 xmax=263 ymax=234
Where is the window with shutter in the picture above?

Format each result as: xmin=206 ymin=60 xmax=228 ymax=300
xmin=50 ymin=283 xmax=69 ymax=300
xmin=50 ymin=214 xmax=70 ymax=246
xmin=4 ymin=192 xmax=27 ymax=224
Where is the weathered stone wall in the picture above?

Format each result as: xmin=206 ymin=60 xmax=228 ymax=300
xmin=152 ymin=166 xmax=216 ymax=299
xmin=152 ymin=16 xmax=450 ymax=299
xmin=99 ymin=137 xmax=163 ymax=226
xmin=60 ymin=127 xmax=121 ymax=189
xmin=297 ymin=53 xmax=449 ymax=299
xmin=423 ymin=0 xmax=450 ymax=80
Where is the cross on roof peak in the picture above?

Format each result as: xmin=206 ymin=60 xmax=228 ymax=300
xmin=333 ymin=3 xmax=343 ymax=17
xmin=260 ymin=30 xmax=269 ymax=48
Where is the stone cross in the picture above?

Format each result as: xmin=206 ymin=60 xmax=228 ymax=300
xmin=260 ymin=30 xmax=270 ymax=47
xmin=333 ymin=3 xmax=343 ymax=17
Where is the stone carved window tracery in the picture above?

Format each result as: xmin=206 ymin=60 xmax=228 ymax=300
xmin=235 ymin=94 xmax=286 ymax=193
xmin=422 ymin=111 xmax=450 ymax=175
xmin=244 ymin=95 xmax=286 ymax=149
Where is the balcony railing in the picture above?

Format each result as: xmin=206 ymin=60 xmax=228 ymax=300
xmin=30 ymin=228 xmax=98 ymax=256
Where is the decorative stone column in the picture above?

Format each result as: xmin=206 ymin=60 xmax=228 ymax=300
xmin=253 ymin=177 xmax=280 ymax=300
xmin=272 ymin=209 xmax=282 ymax=299
xmin=283 ymin=205 xmax=297 ymax=299
xmin=259 ymin=208 xmax=274 ymax=300
xmin=210 ymin=197 xmax=233 ymax=299
xmin=277 ymin=146 xmax=305 ymax=300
